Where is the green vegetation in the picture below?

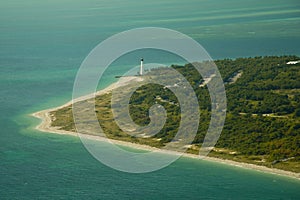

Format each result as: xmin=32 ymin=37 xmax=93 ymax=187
xmin=51 ymin=55 xmax=300 ymax=172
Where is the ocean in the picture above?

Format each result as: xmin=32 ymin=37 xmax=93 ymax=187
xmin=0 ymin=0 xmax=300 ymax=199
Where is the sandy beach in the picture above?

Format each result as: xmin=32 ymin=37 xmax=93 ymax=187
xmin=32 ymin=76 xmax=300 ymax=180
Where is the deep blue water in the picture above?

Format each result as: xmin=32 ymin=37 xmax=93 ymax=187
xmin=1 ymin=0 xmax=300 ymax=199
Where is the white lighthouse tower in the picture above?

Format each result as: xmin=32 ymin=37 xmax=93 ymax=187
xmin=139 ymin=58 xmax=143 ymax=76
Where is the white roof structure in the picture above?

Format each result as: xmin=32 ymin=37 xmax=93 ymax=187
xmin=286 ymin=60 xmax=300 ymax=65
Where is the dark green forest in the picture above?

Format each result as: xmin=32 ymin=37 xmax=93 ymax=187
xmin=128 ymin=55 xmax=300 ymax=171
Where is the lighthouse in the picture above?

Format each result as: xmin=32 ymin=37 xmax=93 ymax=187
xmin=139 ymin=58 xmax=143 ymax=76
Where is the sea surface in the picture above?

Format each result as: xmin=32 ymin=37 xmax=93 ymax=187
xmin=1 ymin=0 xmax=300 ymax=199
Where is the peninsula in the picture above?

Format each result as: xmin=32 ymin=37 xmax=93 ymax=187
xmin=33 ymin=56 xmax=300 ymax=179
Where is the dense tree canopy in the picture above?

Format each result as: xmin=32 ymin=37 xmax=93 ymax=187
xmin=129 ymin=55 xmax=300 ymax=162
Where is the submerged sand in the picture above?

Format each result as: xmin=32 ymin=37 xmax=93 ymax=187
xmin=32 ymin=76 xmax=300 ymax=180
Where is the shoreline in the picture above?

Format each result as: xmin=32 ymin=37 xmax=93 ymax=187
xmin=32 ymin=77 xmax=300 ymax=180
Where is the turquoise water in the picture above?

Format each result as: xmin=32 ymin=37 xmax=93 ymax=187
xmin=1 ymin=0 xmax=300 ymax=199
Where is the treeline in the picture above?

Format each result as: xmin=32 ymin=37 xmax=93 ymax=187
xmin=128 ymin=55 xmax=300 ymax=161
